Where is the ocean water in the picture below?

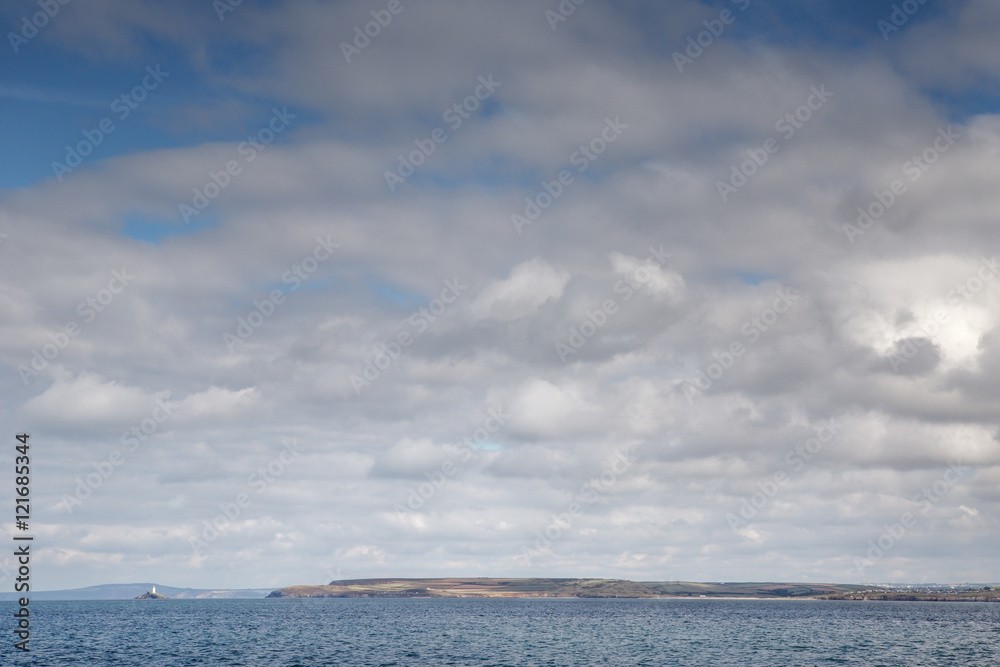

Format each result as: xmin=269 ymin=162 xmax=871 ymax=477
xmin=3 ymin=598 xmax=998 ymax=666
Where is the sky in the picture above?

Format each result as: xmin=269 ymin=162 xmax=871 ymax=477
xmin=1 ymin=0 xmax=999 ymax=592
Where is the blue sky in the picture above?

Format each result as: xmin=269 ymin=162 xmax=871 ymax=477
xmin=1 ymin=0 xmax=981 ymax=191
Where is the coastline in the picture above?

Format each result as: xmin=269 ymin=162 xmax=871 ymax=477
xmin=265 ymin=578 xmax=999 ymax=602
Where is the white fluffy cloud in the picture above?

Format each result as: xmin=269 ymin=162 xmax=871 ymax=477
xmin=470 ymin=259 xmax=570 ymax=321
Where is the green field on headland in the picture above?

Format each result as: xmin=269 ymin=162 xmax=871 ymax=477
xmin=267 ymin=578 xmax=1000 ymax=600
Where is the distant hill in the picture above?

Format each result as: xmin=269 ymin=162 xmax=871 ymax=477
xmin=0 ymin=583 xmax=271 ymax=601
xmin=266 ymin=578 xmax=873 ymax=599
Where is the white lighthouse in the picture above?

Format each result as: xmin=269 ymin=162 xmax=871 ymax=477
xmin=151 ymin=586 xmax=156 ymax=594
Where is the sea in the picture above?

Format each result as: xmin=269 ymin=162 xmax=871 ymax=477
xmin=3 ymin=598 xmax=998 ymax=666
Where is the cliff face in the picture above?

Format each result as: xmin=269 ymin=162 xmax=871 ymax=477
xmin=821 ymin=591 xmax=1000 ymax=602
xmin=266 ymin=579 xmax=999 ymax=601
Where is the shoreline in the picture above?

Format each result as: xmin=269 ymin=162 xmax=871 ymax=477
xmin=265 ymin=578 xmax=998 ymax=603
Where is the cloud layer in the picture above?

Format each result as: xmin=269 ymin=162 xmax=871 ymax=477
xmin=2 ymin=0 xmax=999 ymax=589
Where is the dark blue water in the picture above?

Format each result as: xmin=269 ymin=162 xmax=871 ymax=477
xmin=3 ymin=598 xmax=998 ymax=666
